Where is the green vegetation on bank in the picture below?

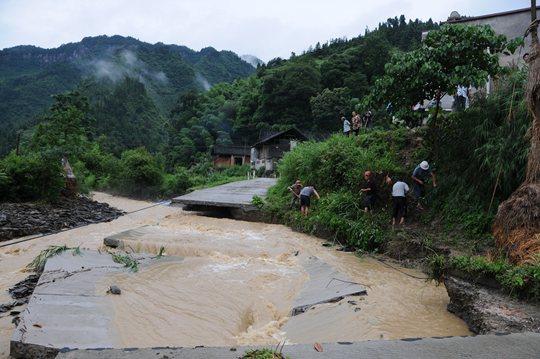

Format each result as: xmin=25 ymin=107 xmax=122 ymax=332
xmin=266 ymin=130 xmax=408 ymax=250
xmin=1 ymin=17 xmax=538 ymax=302
xmin=262 ymin=68 xmax=539 ymax=300
xmin=0 ymin=91 xmax=250 ymax=201
xmin=429 ymin=254 xmax=540 ymax=300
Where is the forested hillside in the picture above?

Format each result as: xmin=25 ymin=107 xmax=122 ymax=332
xmin=165 ymin=16 xmax=439 ymax=166
xmin=0 ymin=35 xmax=255 ymax=154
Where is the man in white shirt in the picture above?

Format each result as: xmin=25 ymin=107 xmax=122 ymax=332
xmin=391 ymin=179 xmax=410 ymax=226
xmin=342 ymin=116 xmax=351 ymax=136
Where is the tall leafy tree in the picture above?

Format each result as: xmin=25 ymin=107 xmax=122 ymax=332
xmin=374 ymin=24 xmax=517 ymax=122
xmin=30 ymin=91 xmax=90 ymax=158
xmin=310 ymin=88 xmax=352 ymax=132
xmin=255 ymin=61 xmax=321 ymax=129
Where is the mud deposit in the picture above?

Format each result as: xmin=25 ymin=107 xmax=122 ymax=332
xmin=0 ymin=196 xmax=123 ymax=241
xmin=1 ymin=193 xmax=470 ymax=358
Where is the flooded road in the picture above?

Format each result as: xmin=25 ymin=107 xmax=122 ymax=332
xmin=1 ymin=193 xmax=470 ymax=356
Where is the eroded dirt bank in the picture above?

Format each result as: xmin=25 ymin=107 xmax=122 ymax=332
xmin=0 ymin=193 xmax=470 ymax=357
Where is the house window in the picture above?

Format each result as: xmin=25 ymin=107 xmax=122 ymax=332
xmin=234 ymin=157 xmax=243 ymax=165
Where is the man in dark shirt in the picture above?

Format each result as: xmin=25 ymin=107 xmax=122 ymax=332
xmin=288 ymin=179 xmax=303 ymax=208
xmin=411 ymin=161 xmax=437 ymax=209
xmin=361 ymin=171 xmax=378 ymax=212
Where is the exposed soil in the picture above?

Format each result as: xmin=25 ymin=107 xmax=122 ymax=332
xmin=0 ymin=196 xmax=124 ymax=241
xmin=445 ymin=276 xmax=540 ymax=334
xmin=382 ymin=229 xmax=540 ymax=336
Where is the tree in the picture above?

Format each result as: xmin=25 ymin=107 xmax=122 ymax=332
xmin=30 ymin=91 xmax=90 ymax=158
xmin=310 ymin=88 xmax=352 ymax=132
xmin=114 ymin=147 xmax=163 ymax=197
xmin=255 ymin=61 xmax=321 ymax=128
xmin=375 ymin=24 xmax=515 ymax=123
xmin=91 ymin=78 xmax=166 ymax=154
xmin=493 ymin=1 xmax=540 ymax=264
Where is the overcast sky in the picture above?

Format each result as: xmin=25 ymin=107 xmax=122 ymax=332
xmin=0 ymin=0 xmax=531 ymax=61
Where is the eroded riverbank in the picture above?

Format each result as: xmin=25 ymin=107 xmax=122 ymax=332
xmin=1 ymin=193 xmax=470 ymax=357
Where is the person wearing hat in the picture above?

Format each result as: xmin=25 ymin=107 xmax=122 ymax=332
xmin=411 ymin=161 xmax=437 ymax=209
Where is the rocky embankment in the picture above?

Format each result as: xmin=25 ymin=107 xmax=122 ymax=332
xmin=0 ymin=196 xmax=124 ymax=241
xmin=383 ymin=235 xmax=540 ymax=336
xmin=445 ymin=276 xmax=540 ymax=334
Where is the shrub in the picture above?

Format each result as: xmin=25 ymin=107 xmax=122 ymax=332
xmin=112 ymin=148 xmax=164 ymax=197
xmin=78 ymin=143 xmax=122 ymax=190
xmin=277 ymin=130 xmax=407 ymax=192
xmin=0 ymin=152 xmax=64 ymax=202
xmin=161 ymin=167 xmax=193 ymax=197
xmin=266 ymin=131 xmax=408 ymax=251
xmin=424 ymin=70 xmax=530 ymax=238
xmin=0 ymin=171 xmax=12 ymax=200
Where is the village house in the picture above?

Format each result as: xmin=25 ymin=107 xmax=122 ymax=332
xmin=445 ymin=7 xmax=540 ymax=68
xmin=212 ymin=145 xmax=250 ymax=168
xmin=250 ymin=128 xmax=307 ymax=173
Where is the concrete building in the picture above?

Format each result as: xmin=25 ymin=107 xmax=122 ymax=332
xmin=251 ymin=128 xmax=307 ymax=173
xmin=445 ymin=7 xmax=540 ymax=68
xmin=212 ymin=145 xmax=250 ymax=168
xmin=423 ymin=6 xmax=540 ymax=110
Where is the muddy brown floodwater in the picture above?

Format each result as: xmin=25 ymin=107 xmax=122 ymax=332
xmin=0 ymin=193 xmax=470 ymax=357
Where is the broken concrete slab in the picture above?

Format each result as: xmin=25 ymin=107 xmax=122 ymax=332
xmin=171 ymin=178 xmax=277 ymax=211
xmin=291 ymin=257 xmax=367 ymax=316
xmin=10 ymin=250 xmax=178 ymax=359
xmin=55 ymin=332 xmax=540 ymax=359
xmin=103 ymin=225 xmax=151 ymax=249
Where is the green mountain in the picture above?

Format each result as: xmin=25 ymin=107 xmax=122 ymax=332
xmin=0 ymin=35 xmax=255 ymax=154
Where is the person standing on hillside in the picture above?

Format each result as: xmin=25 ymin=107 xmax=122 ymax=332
xmin=342 ymin=115 xmax=351 ymax=136
xmin=363 ymin=110 xmax=373 ymax=129
xmin=391 ymin=178 xmax=410 ymax=226
xmin=300 ymin=185 xmax=320 ymax=216
xmin=411 ymin=161 xmax=437 ymax=209
xmin=351 ymin=111 xmax=361 ymax=136
xmin=360 ymin=171 xmax=378 ymax=212
xmin=288 ymin=179 xmax=303 ymax=208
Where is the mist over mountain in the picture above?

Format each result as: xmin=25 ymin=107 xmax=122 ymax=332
xmin=0 ymin=35 xmax=255 ymax=154
xmin=240 ymin=55 xmax=264 ymax=68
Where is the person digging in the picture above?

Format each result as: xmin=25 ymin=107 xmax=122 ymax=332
xmin=411 ymin=161 xmax=437 ymax=210
xmin=288 ymin=179 xmax=303 ymax=208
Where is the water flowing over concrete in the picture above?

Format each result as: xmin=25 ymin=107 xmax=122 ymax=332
xmin=1 ymin=193 xmax=471 ymax=359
